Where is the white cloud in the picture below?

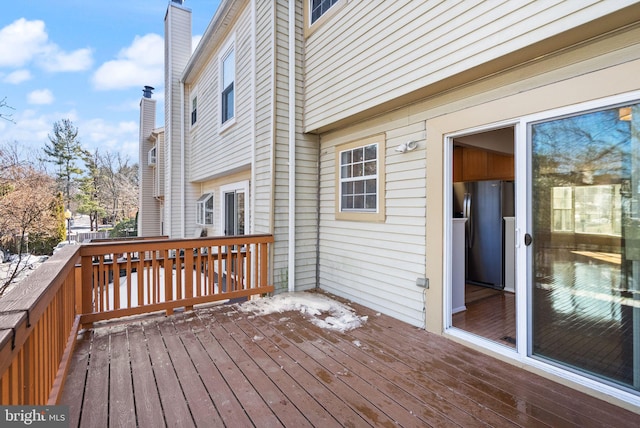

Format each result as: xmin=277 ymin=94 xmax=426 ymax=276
xmin=0 ymin=110 xmax=140 ymax=164
xmin=80 ymin=118 xmax=140 ymax=161
xmin=92 ymin=34 xmax=164 ymax=91
xmin=39 ymin=47 xmax=93 ymax=72
xmin=0 ymin=19 xmax=48 ymax=68
xmin=0 ymin=18 xmax=93 ymax=72
xmin=27 ymin=89 xmax=54 ymax=105
xmin=4 ymin=69 xmax=32 ymax=84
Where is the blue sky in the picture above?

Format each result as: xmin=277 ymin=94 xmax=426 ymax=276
xmin=0 ymin=0 xmax=221 ymax=164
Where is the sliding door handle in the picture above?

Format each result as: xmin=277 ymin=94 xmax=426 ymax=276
xmin=524 ymin=233 xmax=533 ymax=246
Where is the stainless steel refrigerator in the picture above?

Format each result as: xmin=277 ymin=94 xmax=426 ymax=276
xmin=453 ymin=180 xmax=514 ymax=289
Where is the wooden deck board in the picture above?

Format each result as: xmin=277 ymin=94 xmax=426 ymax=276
xmin=127 ymin=323 xmax=165 ymax=428
xmin=143 ymin=321 xmax=195 ymax=427
xmin=108 ymin=328 xmax=136 ymax=428
xmin=81 ymin=329 xmax=109 ymax=427
xmin=59 ymin=292 xmax=640 ymax=428
xmin=188 ymin=313 xmax=282 ymax=427
xmin=171 ymin=313 xmax=252 ymax=427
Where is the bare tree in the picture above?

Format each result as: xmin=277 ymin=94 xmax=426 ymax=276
xmin=0 ymin=147 xmax=62 ymax=295
xmin=0 ymin=97 xmax=15 ymax=123
xmin=97 ymin=151 xmax=138 ymax=223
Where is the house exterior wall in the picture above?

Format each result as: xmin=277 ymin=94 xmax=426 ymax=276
xmin=316 ymin=8 xmax=640 ymax=411
xmin=164 ymin=3 xmax=192 ymax=238
xmin=187 ymin=7 xmax=253 ymax=183
xmin=138 ymin=96 xmax=161 ymax=237
xmin=196 ymin=169 xmax=251 ymax=236
xmin=303 ymin=0 xmax=640 ymax=133
xmin=147 ymin=0 xmax=640 ymax=411
xmin=166 ymin=0 xmax=318 ymax=290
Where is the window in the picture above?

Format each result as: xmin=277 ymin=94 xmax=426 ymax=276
xmin=335 ymin=135 xmax=385 ymax=221
xmin=148 ymin=146 xmax=157 ymax=166
xmin=191 ymin=96 xmax=197 ymax=126
xmin=221 ymin=47 xmax=235 ymax=125
xmin=311 ymin=0 xmax=340 ymax=24
xmin=196 ymin=193 xmax=214 ymax=226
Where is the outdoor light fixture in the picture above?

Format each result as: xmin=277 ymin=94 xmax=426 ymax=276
xmin=395 ymin=140 xmax=418 ymax=153
xmin=64 ymin=209 xmax=72 ymax=243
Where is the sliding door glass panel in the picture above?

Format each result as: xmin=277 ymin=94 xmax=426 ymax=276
xmin=530 ymin=102 xmax=640 ymax=393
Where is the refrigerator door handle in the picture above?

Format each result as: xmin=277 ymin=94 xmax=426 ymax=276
xmin=465 ymin=193 xmax=473 ymax=248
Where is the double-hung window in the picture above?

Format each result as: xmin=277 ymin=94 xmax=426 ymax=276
xmin=336 ymin=134 xmax=385 ymax=221
xmin=196 ymin=193 xmax=214 ymax=226
xmin=221 ymin=44 xmax=235 ymax=125
xmin=191 ymin=96 xmax=197 ymax=126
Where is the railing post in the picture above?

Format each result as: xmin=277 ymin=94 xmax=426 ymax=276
xmin=80 ymin=254 xmax=94 ymax=328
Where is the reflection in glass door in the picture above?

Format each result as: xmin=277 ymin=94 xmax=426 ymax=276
xmin=224 ymin=190 xmax=245 ymax=236
xmin=530 ymin=102 xmax=640 ymax=393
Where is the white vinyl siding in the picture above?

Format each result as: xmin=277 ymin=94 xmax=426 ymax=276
xmin=303 ymin=0 xmax=638 ymax=132
xmin=252 ymin=0 xmax=275 ymax=235
xmin=138 ymin=96 xmax=161 ymax=237
xmin=165 ymin=3 xmax=192 ymax=237
xmin=188 ymin=8 xmax=253 ymax=183
xmin=319 ymin=122 xmax=426 ymax=327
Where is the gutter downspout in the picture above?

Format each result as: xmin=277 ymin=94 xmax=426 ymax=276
xmin=287 ymin=0 xmax=296 ymax=293
xmin=166 ymin=7 xmax=173 ymax=237
xmin=250 ymin=0 xmax=256 ymax=235
xmin=180 ymin=80 xmax=186 ymax=238
xmin=268 ymin=0 xmax=277 ymax=290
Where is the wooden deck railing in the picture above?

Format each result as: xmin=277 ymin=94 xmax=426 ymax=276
xmin=0 ymin=234 xmax=274 ymax=405
xmin=78 ymin=234 xmax=274 ymax=325
xmin=0 ymin=245 xmax=81 ymax=405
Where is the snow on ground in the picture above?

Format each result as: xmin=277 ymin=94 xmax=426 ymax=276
xmin=237 ymin=292 xmax=368 ymax=333
xmin=0 ymin=254 xmax=49 ymax=295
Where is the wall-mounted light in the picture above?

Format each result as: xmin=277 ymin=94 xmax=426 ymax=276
xmin=395 ymin=140 xmax=418 ymax=153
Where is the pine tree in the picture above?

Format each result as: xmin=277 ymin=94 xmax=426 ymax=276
xmin=76 ymin=150 xmax=106 ymax=231
xmin=43 ymin=119 xmax=89 ymax=209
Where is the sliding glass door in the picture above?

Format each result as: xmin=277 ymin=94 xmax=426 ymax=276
xmin=530 ymin=102 xmax=640 ymax=392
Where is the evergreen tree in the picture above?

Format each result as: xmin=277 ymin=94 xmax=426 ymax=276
xmin=76 ymin=150 xmax=106 ymax=231
xmin=43 ymin=119 xmax=88 ymax=209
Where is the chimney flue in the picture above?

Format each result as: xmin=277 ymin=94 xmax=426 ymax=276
xmin=143 ymin=86 xmax=154 ymax=98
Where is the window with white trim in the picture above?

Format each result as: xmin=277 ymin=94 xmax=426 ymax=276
xmin=336 ymin=134 xmax=386 ymax=221
xmin=221 ymin=46 xmax=235 ymax=125
xmin=196 ymin=193 xmax=214 ymax=226
xmin=191 ymin=96 xmax=197 ymax=126
xmin=310 ymin=0 xmax=340 ymax=24
xmin=148 ymin=146 xmax=157 ymax=166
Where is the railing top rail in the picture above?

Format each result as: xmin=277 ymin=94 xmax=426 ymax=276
xmin=79 ymin=234 xmax=274 ymax=256
xmin=0 ymin=245 xmax=80 ymax=314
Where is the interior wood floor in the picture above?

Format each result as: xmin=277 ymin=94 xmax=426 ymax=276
xmin=59 ymin=291 xmax=639 ymax=427
xmin=452 ymin=284 xmax=517 ymax=347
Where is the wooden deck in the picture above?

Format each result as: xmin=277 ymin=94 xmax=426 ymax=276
xmin=60 ymin=291 xmax=640 ymax=427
